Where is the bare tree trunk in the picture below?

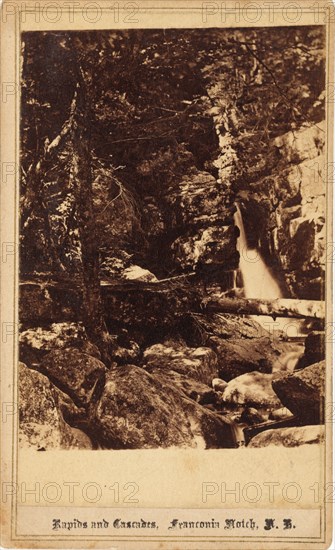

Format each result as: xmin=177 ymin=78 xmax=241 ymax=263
xmin=70 ymin=73 xmax=111 ymax=365
xmin=202 ymin=295 xmax=325 ymax=319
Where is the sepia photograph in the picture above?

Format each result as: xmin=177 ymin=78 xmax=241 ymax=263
xmin=18 ymin=25 xmax=327 ymax=451
xmin=0 ymin=2 xmax=333 ymax=547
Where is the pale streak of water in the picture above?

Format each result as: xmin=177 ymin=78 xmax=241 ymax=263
xmin=233 ymin=205 xmax=303 ymax=339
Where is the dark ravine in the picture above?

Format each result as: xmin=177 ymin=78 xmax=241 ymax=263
xmin=19 ymin=27 xmax=326 ymax=450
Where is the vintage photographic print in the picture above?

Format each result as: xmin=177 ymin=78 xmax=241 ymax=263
xmin=0 ymin=1 xmax=333 ymax=548
xmin=19 ymin=26 xmax=327 ymax=450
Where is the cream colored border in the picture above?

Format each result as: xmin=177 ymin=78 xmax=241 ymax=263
xmin=0 ymin=1 xmax=333 ymax=548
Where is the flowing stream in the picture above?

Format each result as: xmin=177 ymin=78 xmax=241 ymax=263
xmin=226 ymin=205 xmax=305 ymax=447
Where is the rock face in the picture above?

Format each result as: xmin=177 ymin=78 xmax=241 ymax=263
xmin=222 ymin=372 xmax=283 ymax=408
xmin=40 ymin=348 xmax=107 ymax=407
xmin=272 ymin=360 xmax=325 ymax=423
xmin=248 ymin=425 xmax=325 ymax=448
xmin=90 ymin=364 xmax=235 ymax=449
xmin=171 ymin=226 xmax=238 ymax=272
xmin=166 ymin=170 xmax=238 ymax=275
xmin=272 ymin=125 xmax=326 ymax=298
xmin=19 ymin=362 xmax=92 ymax=450
xmin=166 ymin=171 xmax=233 ymax=230
xmin=232 ymin=120 xmax=325 ymax=300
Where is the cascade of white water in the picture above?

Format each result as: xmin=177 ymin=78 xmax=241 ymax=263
xmin=233 ymin=204 xmax=303 ymax=341
xmin=233 ymin=205 xmax=282 ymax=301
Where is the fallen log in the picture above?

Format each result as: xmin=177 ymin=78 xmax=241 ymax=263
xmin=19 ymin=280 xmax=325 ymax=326
xmin=202 ymin=295 xmax=325 ymax=319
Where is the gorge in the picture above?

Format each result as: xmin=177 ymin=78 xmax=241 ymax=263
xmin=19 ymin=26 xmax=326 ymax=450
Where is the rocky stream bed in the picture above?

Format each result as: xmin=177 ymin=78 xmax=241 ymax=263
xmin=19 ymin=27 xmax=326 ymax=450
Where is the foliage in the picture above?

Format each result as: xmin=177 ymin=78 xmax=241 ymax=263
xmin=20 ymin=26 xmax=325 ymax=277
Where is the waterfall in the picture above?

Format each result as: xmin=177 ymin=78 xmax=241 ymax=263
xmin=233 ymin=204 xmax=303 ymax=342
xmin=233 ymin=205 xmax=282 ymax=301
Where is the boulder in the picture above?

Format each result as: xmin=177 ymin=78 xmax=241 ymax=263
xmin=248 ymin=425 xmax=325 ymax=448
xmin=122 ymin=265 xmax=158 ymax=282
xmin=90 ymin=364 xmax=235 ymax=449
xmin=295 ymin=331 xmax=325 ymax=370
xmin=272 ymin=360 xmax=325 ymax=423
xmin=269 ymin=407 xmax=294 ymax=421
xmin=19 ymin=362 xmax=91 ymax=450
xmin=40 ymin=348 xmax=107 ymax=407
xmin=143 ymin=341 xmax=218 ymax=385
xmin=222 ymin=372 xmax=283 ymax=408
xmin=210 ymin=336 xmax=274 ymax=381
xmin=19 ymin=322 xmax=101 ymax=366
xmin=212 ymin=378 xmax=228 ymax=392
